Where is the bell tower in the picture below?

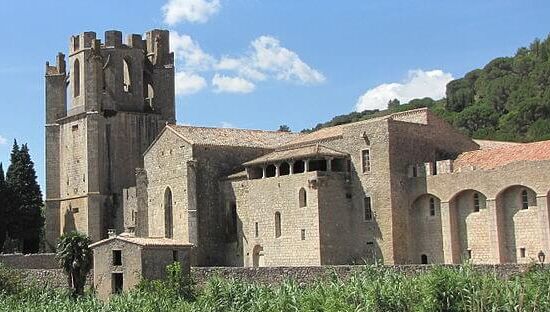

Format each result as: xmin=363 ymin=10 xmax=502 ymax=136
xmin=45 ymin=30 xmax=176 ymax=247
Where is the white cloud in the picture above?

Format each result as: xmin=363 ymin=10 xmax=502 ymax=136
xmin=220 ymin=121 xmax=234 ymax=128
xmin=216 ymin=36 xmax=325 ymax=85
xmin=175 ymin=71 xmax=207 ymax=95
xmin=170 ymin=32 xmax=216 ymax=71
xmin=355 ymin=69 xmax=454 ymax=112
xmin=0 ymin=135 xmax=6 ymax=145
xmin=212 ymin=74 xmax=255 ymax=93
xmin=162 ymin=0 xmax=221 ymax=25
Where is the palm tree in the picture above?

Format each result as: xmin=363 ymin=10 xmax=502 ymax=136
xmin=56 ymin=231 xmax=92 ymax=296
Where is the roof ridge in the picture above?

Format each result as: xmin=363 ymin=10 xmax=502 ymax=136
xmin=171 ymin=124 xmax=301 ymax=135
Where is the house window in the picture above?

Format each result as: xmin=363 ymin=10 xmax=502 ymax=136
xmin=301 ymin=229 xmax=306 ymax=240
xmin=473 ymin=193 xmax=480 ymax=212
xmin=466 ymin=249 xmax=472 ymax=260
xmin=412 ymin=165 xmax=417 ymax=177
xmin=299 ymin=188 xmax=307 ymax=207
xmin=255 ymin=222 xmax=259 ymax=238
xmin=521 ymin=190 xmax=529 ymax=210
xmin=361 ymin=149 xmax=371 ymax=173
xmin=172 ymin=250 xmax=178 ymax=262
xmin=364 ymin=196 xmax=373 ymax=221
xmin=421 ymin=254 xmax=428 ymax=264
xmin=520 ymin=248 xmax=526 ymax=258
xmin=275 ymin=212 xmax=281 ymax=238
xmin=429 ymin=197 xmax=436 ymax=216
xmin=112 ymin=250 xmax=122 ymax=266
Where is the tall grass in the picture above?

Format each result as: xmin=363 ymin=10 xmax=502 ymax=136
xmin=1 ymin=264 xmax=550 ymax=311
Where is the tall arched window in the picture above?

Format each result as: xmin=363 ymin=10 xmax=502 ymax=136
xmin=274 ymin=212 xmax=281 ymax=238
xmin=299 ymin=188 xmax=307 ymax=207
xmin=73 ymin=59 xmax=80 ymax=97
xmin=521 ymin=189 xmax=529 ymax=210
xmin=164 ymin=187 xmax=173 ymax=238
xmin=123 ymin=58 xmax=132 ymax=93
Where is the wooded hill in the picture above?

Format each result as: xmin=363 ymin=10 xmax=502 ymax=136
xmin=304 ymin=35 xmax=550 ymax=143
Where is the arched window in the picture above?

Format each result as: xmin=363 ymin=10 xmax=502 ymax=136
xmin=73 ymin=59 xmax=80 ymax=97
xmin=521 ymin=189 xmax=529 ymax=209
xmin=364 ymin=196 xmax=373 ymax=221
xmin=274 ymin=212 xmax=281 ymax=238
xmin=164 ymin=187 xmax=173 ymax=238
xmin=123 ymin=58 xmax=132 ymax=93
xmin=473 ymin=193 xmax=480 ymax=212
xmin=429 ymin=197 xmax=436 ymax=216
xmin=299 ymin=188 xmax=307 ymax=207
xmin=421 ymin=254 xmax=428 ymax=264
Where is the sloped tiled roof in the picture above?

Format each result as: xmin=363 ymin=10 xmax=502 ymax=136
xmin=473 ymin=139 xmax=523 ymax=150
xmin=244 ymin=144 xmax=348 ymax=166
xmin=89 ymin=235 xmax=192 ymax=248
xmin=454 ymin=140 xmax=550 ymax=170
xmin=283 ymin=125 xmax=345 ymax=147
xmin=167 ymin=125 xmax=300 ymax=148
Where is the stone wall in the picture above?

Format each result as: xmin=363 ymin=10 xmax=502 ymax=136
xmin=0 ymin=253 xmax=58 ymax=269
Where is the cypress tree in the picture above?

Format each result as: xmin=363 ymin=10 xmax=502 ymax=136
xmin=0 ymin=163 xmax=7 ymax=252
xmin=6 ymin=141 xmax=44 ymax=254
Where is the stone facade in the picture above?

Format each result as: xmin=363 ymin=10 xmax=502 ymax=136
xmin=130 ymin=107 xmax=550 ymax=267
xmin=44 ymin=29 xmax=175 ymax=248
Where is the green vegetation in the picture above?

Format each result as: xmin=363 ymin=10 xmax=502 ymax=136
xmin=305 ymin=35 xmax=550 ymax=142
xmin=2 ymin=264 xmax=550 ymax=311
xmin=56 ymin=232 xmax=93 ymax=296
xmin=0 ymin=140 xmax=44 ymax=253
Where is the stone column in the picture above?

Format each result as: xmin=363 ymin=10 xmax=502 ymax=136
xmin=289 ymin=161 xmax=294 ymax=175
xmin=304 ymin=159 xmax=310 ymax=172
xmin=440 ymin=201 xmax=458 ymax=264
xmin=275 ymin=163 xmax=280 ymax=177
xmin=326 ymin=158 xmax=332 ymax=172
xmin=537 ymin=194 xmax=550 ymax=261
xmin=487 ymin=198 xmax=504 ymax=263
xmin=261 ymin=166 xmax=266 ymax=179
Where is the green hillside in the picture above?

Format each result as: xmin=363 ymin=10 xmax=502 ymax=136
xmin=304 ymin=35 xmax=550 ymax=142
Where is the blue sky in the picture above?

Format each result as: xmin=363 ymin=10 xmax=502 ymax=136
xmin=0 ymin=0 xmax=549 ymax=189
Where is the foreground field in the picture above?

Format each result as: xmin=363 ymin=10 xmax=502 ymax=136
xmin=1 ymin=264 xmax=550 ymax=311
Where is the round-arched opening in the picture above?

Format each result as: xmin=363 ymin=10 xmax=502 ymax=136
xmin=123 ymin=57 xmax=132 ymax=93
xmin=409 ymin=194 xmax=443 ymax=264
xmin=299 ymin=188 xmax=307 ymax=208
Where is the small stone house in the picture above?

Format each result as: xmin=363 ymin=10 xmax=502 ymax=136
xmin=90 ymin=234 xmax=192 ymax=299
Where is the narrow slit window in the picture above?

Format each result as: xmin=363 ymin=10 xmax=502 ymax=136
xmin=364 ymin=196 xmax=373 ymax=221
xmin=254 ymin=222 xmax=259 ymax=238
xmin=361 ymin=149 xmax=371 ymax=173
xmin=473 ymin=193 xmax=480 ymax=212
xmin=521 ymin=190 xmax=529 ymax=210
xmin=429 ymin=197 xmax=436 ymax=216
xmin=301 ymin=229 xmax=306 ymax=240
xmin=275 ymin=212 xmax=281 ymax=238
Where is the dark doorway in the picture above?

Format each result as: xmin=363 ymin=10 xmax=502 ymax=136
xmin=421 ymin=254 xmax=428 ymax=264
xmin=112 ymin=273 xmax=123 ymax=294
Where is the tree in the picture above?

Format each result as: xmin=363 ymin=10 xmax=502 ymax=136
xmin=0 ymin=163 xmax=7 ymax=252
xmin=6 ymin=141 xmax=44 ymax=254
xmin=56 ymin=232 xmax=92 ymax=296
xmin=387 ymin=99 xmax=400 ymax=110
xmin=277 ymin=125 xmax=291 ymax=132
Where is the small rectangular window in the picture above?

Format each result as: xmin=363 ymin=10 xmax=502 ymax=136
xmin=254 ymin=222 xmax=259 ymax=238
xmin=301 ymin=229 xmax=306 ymax=240
xmin=72 ymin=207 xmax=79 ymax=213
xmin=364 ymin=197 xmax=373 ymax=221
xmin=466 ymin=249 xmax=472 ymax=260
xmin=71 ymin=124 xmax=79 ymax=131
xmin=172 ymin=250 xmax=178 ymax=262
xmin=361 ymin=149 xmax=371 ymax=173
xmin=112 ymin=250 xmax=122 ymax=266
xmin=520 ymin=248 xmax=526 ymax=258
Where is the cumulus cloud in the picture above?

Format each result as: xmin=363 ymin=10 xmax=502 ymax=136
xmin=216 ymin=36 xmax=325 ymax=85
xmin=355 ymin=69 xmax=453 ymax=112
xmin=175 ymin=71 xmax=207 ymax=95
xmin=0 ymin=135 xmax=6 ymax=145
xmin=212 ymin=74 xmax=255 ymax=93
xmin=162 ymin=0 xmax=221 ymax=25
xmin=170 ymin=31 xmax=216 ymax=71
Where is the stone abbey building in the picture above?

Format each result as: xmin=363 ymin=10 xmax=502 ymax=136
xmin=46 ymin=30 xmax=550 ymax=267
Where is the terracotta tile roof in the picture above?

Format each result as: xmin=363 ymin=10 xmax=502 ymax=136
xmin=89 ymin=235 xmax=193 ymax=248
xmin=454 ymin=140 xmax=550 ymax=170
xmin=168 ymin=125 xmax=300 ymax=148
xmin=473 ymin=139 xmax=523 ymax=150
xmin=243 ymin=144 xmax=348 ymax=166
